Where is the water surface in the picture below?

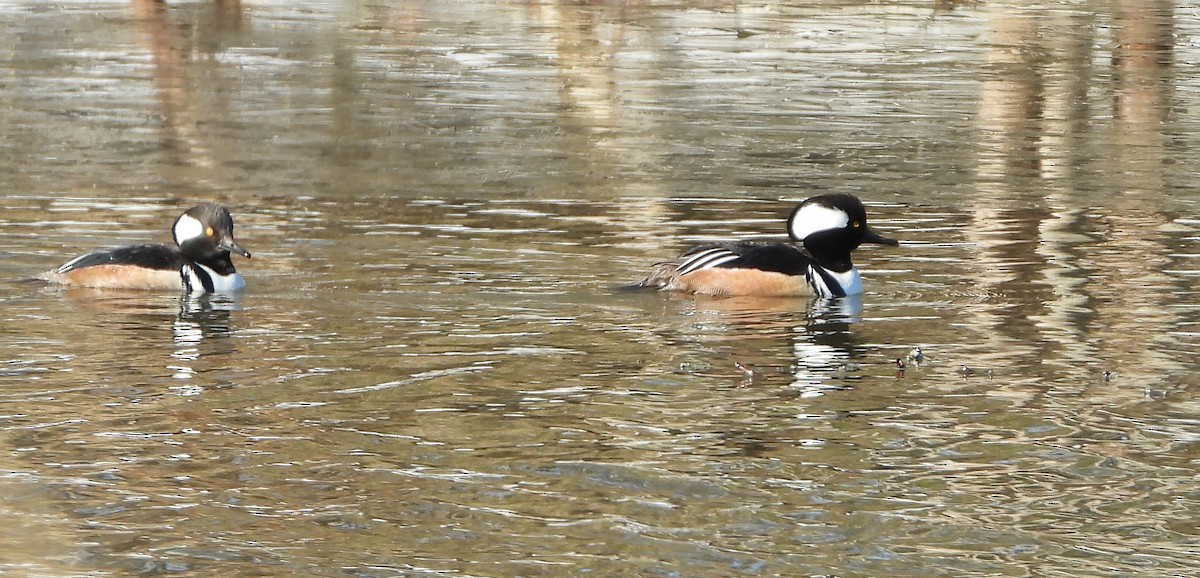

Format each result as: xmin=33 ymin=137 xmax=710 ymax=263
xmin=2 ymin=1 xmax=1200 ymax=576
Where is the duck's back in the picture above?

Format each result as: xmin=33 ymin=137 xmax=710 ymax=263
xmin=39 ymin=244 xmax=186 ymax=290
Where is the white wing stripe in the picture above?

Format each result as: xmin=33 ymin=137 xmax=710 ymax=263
xmin=54 ymin=252 xmax=98 ymax=274
xmin=679 ymin=247 xmax=726 ymax=263
xmin=676 ymin=248 xmax=731 ymax=275
xmin=676 ymin=249 xmax=740 ymax=277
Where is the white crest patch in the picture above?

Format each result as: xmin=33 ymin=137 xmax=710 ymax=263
xmin=173 ymin=213 xmax=206 ymax=245
xmin=789 ymin=204 xmax=850 ymax=241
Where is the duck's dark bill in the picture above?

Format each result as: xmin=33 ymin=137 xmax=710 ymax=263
xmin=221 ymin=240 xmax=252 ymax=258
xmin=864 ymin=228 xmax=899 ymax=246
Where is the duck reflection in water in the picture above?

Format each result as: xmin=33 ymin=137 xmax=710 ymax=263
xmin=790 ymin=295 xmax=863 ymax=396
xmin=176 ymin=293 xmax=242 ymax=345
xmin=42 ymin=287 xmax=240 ymax=346
xmin=33 ymin=288 xmax=243 ymax=385
xmin=171 ymin=294 xmax=242 ymax=382
xmin=663 ymin=293 xmax=867 ymax=396
xmin=659 ymin=294 xmax=871 ymax=458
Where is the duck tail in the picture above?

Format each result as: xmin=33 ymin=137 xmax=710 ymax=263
xmin=617 ymin=260 xmax=680 ymax=292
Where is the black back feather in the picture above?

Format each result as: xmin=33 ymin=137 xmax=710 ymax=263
xmin=681 ymin=242 xmax=813 ymax=276
xmin=56 ymin=244 xmax=186 ymax=273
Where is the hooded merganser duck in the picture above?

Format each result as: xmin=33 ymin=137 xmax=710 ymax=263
xmin=39 ymin=203 xmax=251 ymax=293
xmin=634 ymin=193 xmax=897 ymax=297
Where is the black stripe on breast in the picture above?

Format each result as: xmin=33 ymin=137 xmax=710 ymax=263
xmin=805 ymin=266 xmax=845 ymax=298
xmin=185 ymin=264 xmax=216 ymax=293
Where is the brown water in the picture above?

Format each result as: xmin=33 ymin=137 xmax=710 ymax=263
xmin=3 ymin=0 xmax=1200 ymax=576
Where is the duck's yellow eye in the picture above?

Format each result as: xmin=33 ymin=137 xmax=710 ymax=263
xmin=206 ymin=226 xmax=215 ymax=237
xmin=852 ymin=221 xmax=861 ymax=228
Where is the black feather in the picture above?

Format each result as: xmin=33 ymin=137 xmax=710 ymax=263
xmin=56 ymin=244 xmax=185 ymax=273
xmin=681 ymin=242 xmax=813 ymax=276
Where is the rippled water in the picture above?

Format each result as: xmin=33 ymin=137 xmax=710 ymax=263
xmin=3 ymin=1 xmax=1200 ymax=576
